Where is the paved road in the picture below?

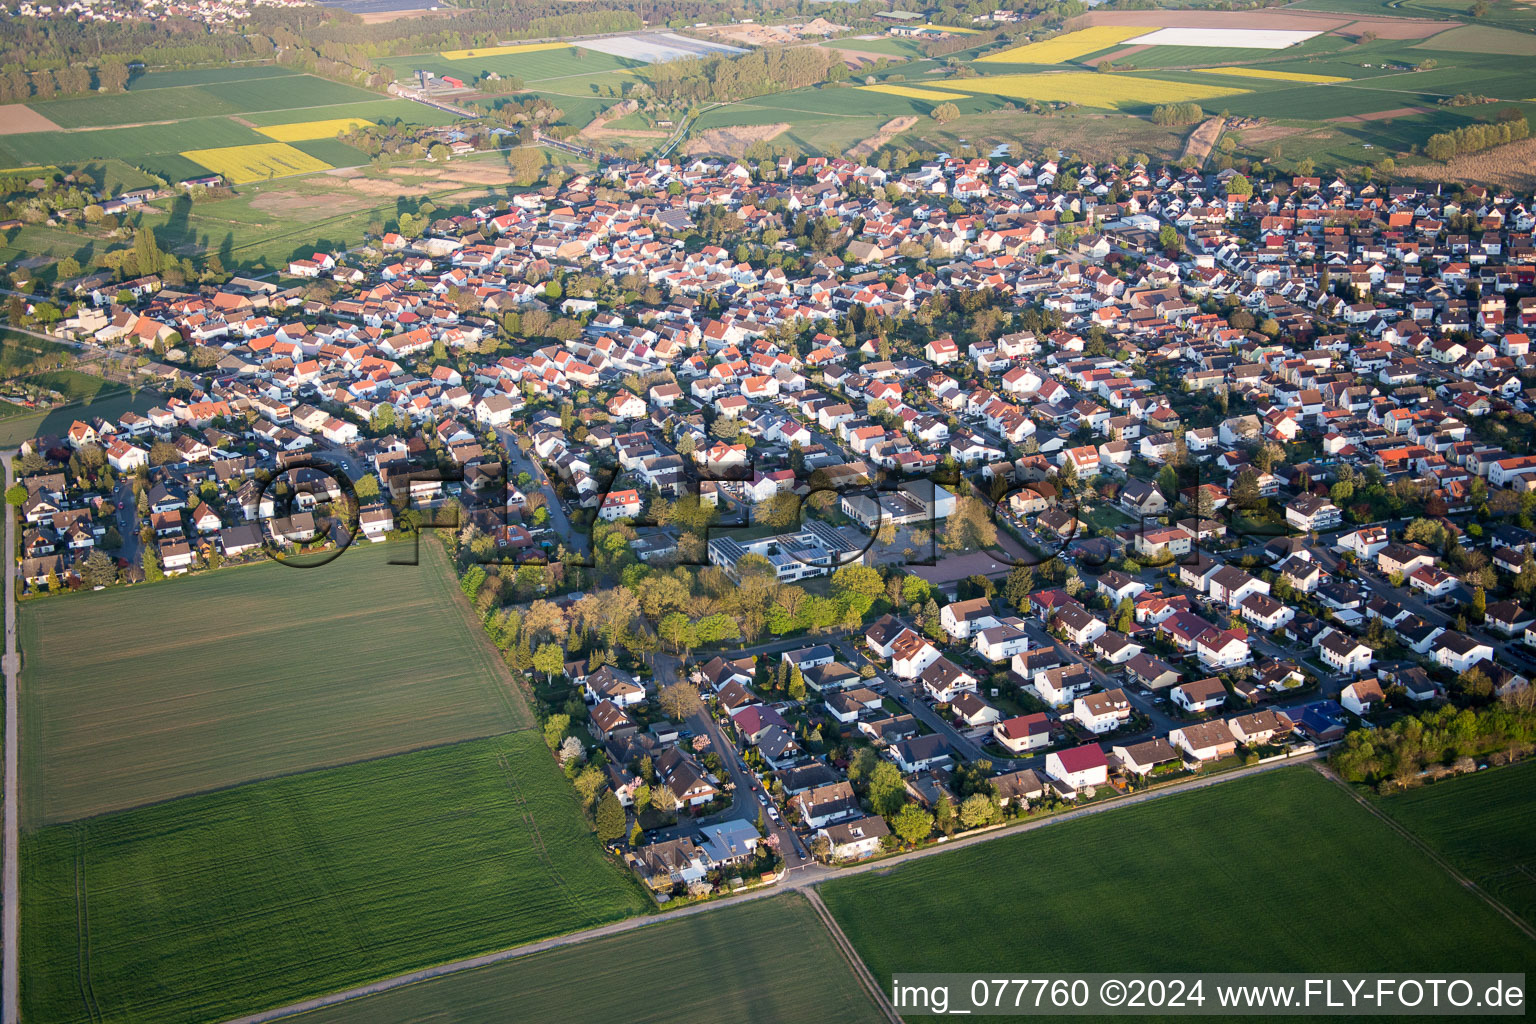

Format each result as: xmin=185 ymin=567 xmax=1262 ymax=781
xmin=220 ymin=751 xmax=1317 ymax=1024
xmin=648 ymin=650 xmax=807 ymax=865
xmin=4 ymin=452 xmax=19 ymax=1024
xmin=113 ymin=478 xmax=141 ymax=567
xmin=496 ymin=429 xmax=588 ymax=556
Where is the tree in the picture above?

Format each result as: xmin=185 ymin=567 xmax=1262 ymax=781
xmin=1227 ymin=174 xmax=1253 ymax=198
xmin=959 ymin=792 xmax=994 ymax=830
xmin=629 ymin=820 xmax=644 ymax=847
xmin=533 ymin=642 xmax=565 ymax=677
xmin=558 ymin=735 xmax=585 ymax=766
xmin=787 ymin=666 xmax=806 ymax=701
xmin=890 ymin=802 xmax=933 ymax=845
xmin=867 ymin=761 xmax=906 ymax=816
xmin=543 ymin=712 xmax=570 ymax=750
xmin=942 ymin=496 xmax=998 ymax=551
xmin=931 ymin=102 xmax=959 ymax=124
xmin=4 ymin=483 xmax=26 ymax=506
xmin=652 ymin=781 xmax=679 ymax=815
xmin=595 ymin=792 xmax=626 ymax=842
xmin=657 ymin=681 xmax=703 ymax=720
xmin=80 ymin=549 xmax=118 ymax=587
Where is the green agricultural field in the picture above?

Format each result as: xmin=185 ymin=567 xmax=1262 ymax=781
xmin=822 ymin=36 xmax=929 ymax=58
xmin=1377 ymin=762 xmax=1536 ymax=929
xmin=0 ymin=331 xmax=70 ymax=375
xmin=124 ymin=65 xmax=305 ymax=91
xmin=297 ymin=894 xmax=884 ymax=1024
xmin=21 ymin=729 xmax=650 ymax=1024
xmin=822 ymin=767 xmax=1536 ymax=992
xmin=19 ymin=539 xmax=532 ymax=826
xmin=32 ymin=72 xmax=382 ymax=129
xmin=240 ymin=98 xmax=465 ymax=128
xmin=0 ymin=116 xmax=264 ymax=180
xmin=1413 ymin=23 xmax=1536 ymax=54
xmin=288 ymin=137 xmax=371 ymax=169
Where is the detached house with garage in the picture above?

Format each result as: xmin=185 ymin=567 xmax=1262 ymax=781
xmin=890 ymin=629 xmax=942 ymax=679
xmin=1171 ymin=676 xmax=1228 ymax=714
xmin=1045 ymin=742 xmax=1108 ymax=790
xmin=1169 ymin=720 xmax=1237 ymax=763
xmin=1317 ymin=629 xmax=1374 ymax=675
xmin=1073 ymin=688 xmax=1132 ymax=734
xmin=940 ymin=597 xmax=1000 ymax=640
xmin=973 ymin=620 xmax=1031 ymax=662
xmin=993 ymin=712 xmax=1052 ymax=754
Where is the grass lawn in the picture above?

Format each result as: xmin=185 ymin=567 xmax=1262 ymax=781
xmin=19 ymin=539 xmax=531 ymax=826
xmin=1376 ymin=761 xmax=1536 ymax=930
xmin=21 ymin=730 xmax=650 ymax=1024
xmin=294 ymin=894 xmax=885 ymax=1024
xmin=822 ymin=767 xmax=1536 ymax=989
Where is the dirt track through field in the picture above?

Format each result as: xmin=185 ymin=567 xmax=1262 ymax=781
xmin=1181 ymin=117 xmax=1225 ymax=167
xmin=1087 ymin=45 xmax=1151 ymax=66
xmin=1331 ymin=105 xmax=1433 ymax=122
xmin=849 ymin=116 xmax=919 ymax=160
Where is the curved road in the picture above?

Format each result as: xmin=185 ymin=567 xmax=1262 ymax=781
xmin=222 ymin=751 xmax=1318 ymax=1024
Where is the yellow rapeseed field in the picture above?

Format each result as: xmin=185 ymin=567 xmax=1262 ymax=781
xmin=256 ymin=118 xmax=376 ymax=142
xmin=976 ymin=26 xmax=1144 ymax=64
xmin=439 ymin=42 xmax=567 ymax=61
xmin=915 ymin=23 xmax=980 ymax=34
xmin=859 ymin=83 xmax=969 ymax=101
xmin=180 ymin=143 xmax=333 ymax=184
xmin=1192 ymin=66 xmax=1348 ymax=84
xmin=929 ymin=72 xmax=1249 ymax=109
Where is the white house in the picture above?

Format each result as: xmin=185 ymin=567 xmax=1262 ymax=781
xmin=1433 ymin=631 xmax=1493 ymax=674
xmin=1171 ymin=676 xmax=1228 ymax=714
xmin=1196 ymin=628 xmax=1251 ymax=670
xmin=1318 ymin=629 xmax=1374 ymax=675
xmin=940 ymin=597 xmax=999 ymax=640
xmin=1045 ymin=743 xmax=1108 ymax=790
xmin=972 ymin=621 xmax=1030 ymax=662
xmin=1073 ymin=688 xmax=1132 ymax=734
xmin=993 ymin=712 xmax=1051 ymax=754
xmin=921 ymin=657 xmax=979 ymax=703
xmin=1340 ymin=678 xmax=1385 ymax=716
xmin=890 ymin=629 xmax=942 ymax=679
xmin=819 ymin=814 xmax=890 ymax=861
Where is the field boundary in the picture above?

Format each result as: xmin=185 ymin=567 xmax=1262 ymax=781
xmin=805 ymin=889 xmax=903 ymax=1024
xmin=217 ymin=753 xmax=1319 ymax=1024
xmin=1315 ymin=763 xmax=1536 ymax=943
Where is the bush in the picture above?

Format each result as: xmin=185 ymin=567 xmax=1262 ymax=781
xmin=1151 ymin=102 xmax=1203 ymax=126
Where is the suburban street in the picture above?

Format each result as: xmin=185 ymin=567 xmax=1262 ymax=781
xmin=113 ymin=477 xmax=141 ymax=568
xmin=496 ymin=427 xmax=589 ymax=556
xmin=648 ymin=650 xmax=808 ymax=866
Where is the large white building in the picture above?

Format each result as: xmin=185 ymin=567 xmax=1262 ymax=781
xmin=708 ymin=521 xmax=866 ymax=582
